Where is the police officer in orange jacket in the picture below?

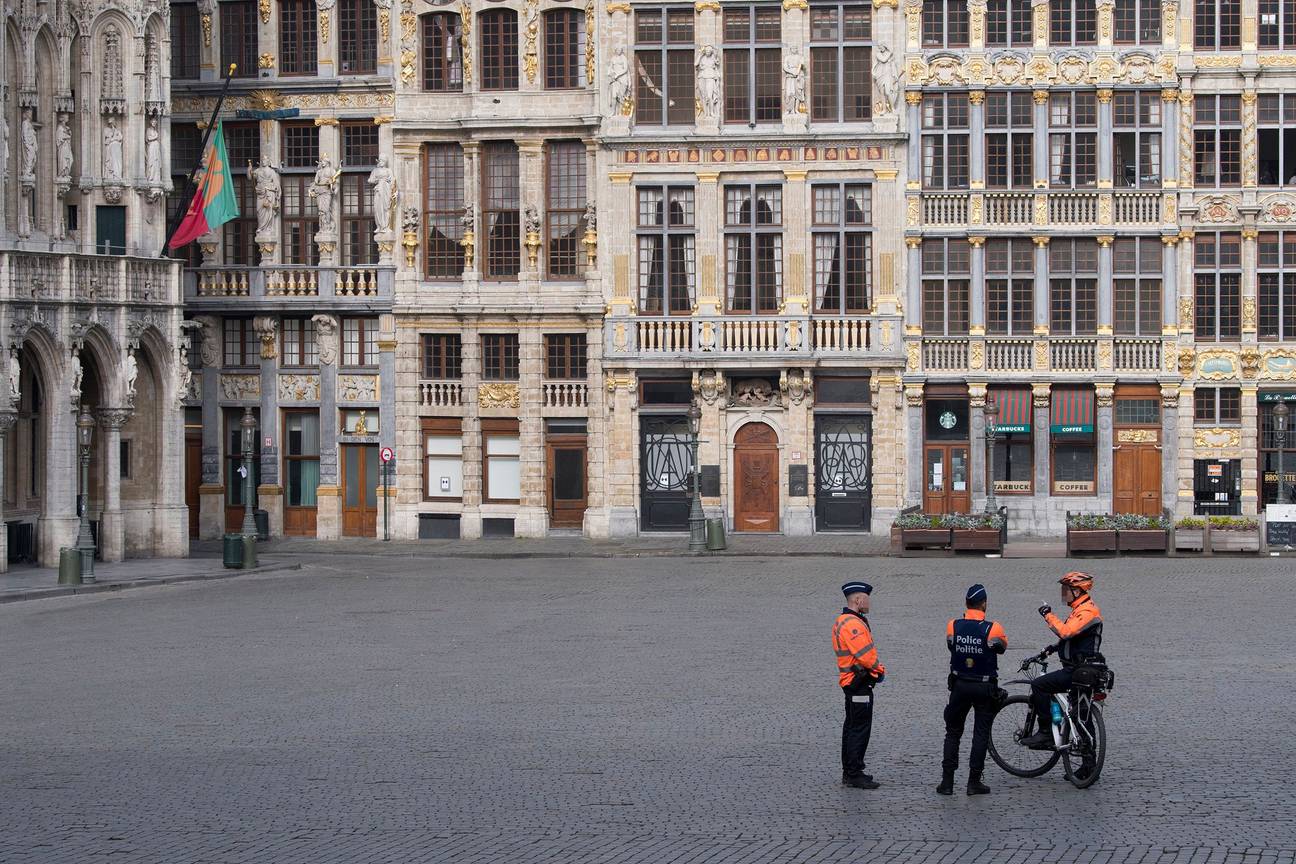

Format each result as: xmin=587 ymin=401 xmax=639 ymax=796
xmin=937 ymin=583 xmax=1007 ymax=796
xmin=1020 ymin=571 xmax=1103 ymax=749
xmin=833 ymin=581 xmax=885 ymax=789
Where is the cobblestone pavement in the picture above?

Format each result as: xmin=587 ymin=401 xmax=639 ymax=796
xmin=1 ymin=554 xmax=1292 ymax=863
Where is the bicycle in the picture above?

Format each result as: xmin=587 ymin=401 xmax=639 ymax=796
xmin=987 ymin=648 xmax=1111 ymax=789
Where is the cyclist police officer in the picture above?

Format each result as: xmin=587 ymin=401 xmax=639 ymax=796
xmin=937 ymin=583 xmax=1007 ymax=796
xmin=833 ymin=581 xmax=885 ymax=789
xmin=1021 ymin=571 xmax=1104 ymax=749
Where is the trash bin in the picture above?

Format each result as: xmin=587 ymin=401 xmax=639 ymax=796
xmin=58 ymin=547 xmax=82 ymax=585
xmin=223 ymin=534 xmax=244 ymax=569
xmin=241 ymin=534 xmax=258 ymax=569
xmin=254 ymin=509 xmax=269 ymax=541
xmin=705 ymin=518 xmax=727 ymax=552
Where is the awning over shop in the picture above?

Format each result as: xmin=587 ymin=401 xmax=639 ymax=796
xmin=1051 ymin=387 xmax=1094 ymax=434
xmin=990 ymin=388 xmax=1032 ymax=433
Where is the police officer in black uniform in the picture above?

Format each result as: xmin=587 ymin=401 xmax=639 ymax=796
xmin=937 ymin=583 xmax=1007 ymax=796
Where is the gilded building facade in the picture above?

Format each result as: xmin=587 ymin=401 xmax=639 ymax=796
xmin=2 ymin=0 xmax=189 ymax=569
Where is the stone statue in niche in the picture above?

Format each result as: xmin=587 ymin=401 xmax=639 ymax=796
xmin=145 ymin=116 xmax=162 ymax=184
xmin=251 ymin=157 xmax=281 ymax=239
xmin=695 ymin=45 xmax=721 ymax=120
xmin=873 ymin=43 xmax=900 ymax=116
xmin=55 ymin=114 xmax=74 ymax=182
xmin=124 ymin=350 xmax=138 ymax=405
xmin=176 ymin=342 xmax=193 ymax=406
xmin=69 ymin=350 xmax=83 ymax=405
xmin=368 ymin=157 xmax=397 ymax=235
xmin=607 ymin=45 xmax=631 ymax=114
xmin=0 ymin=113 xmax=8 ymax=189
xmin=8 ymin=348 xmax=21 ymax=406
xmin=102 ymin=26 xmax=124 ymax=100
xmin=102 ymin=115 xmax=124 ymax=182
xmin=782 ymin=49 xmax=806 ymax=115
xmin=20 ymin=107 xmax=37 ymax=182
xmin=311 ymin=314 xmax=339 ymax=366
xmin=310 ymin=156 xmax=340 ymax=234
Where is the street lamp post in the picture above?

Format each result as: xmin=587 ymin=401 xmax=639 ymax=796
xmin=983 ymin=396 xmax=999 ymax=516
xmin=240 ymin=407 xmax=257 ymax=537
xmin=1276 ymin=401 xmax=1289 ymax=505
xmin=687 ymin=402 xmax=706 ymax=553
xmin=74 ymin=408 xmax=96 ymax=581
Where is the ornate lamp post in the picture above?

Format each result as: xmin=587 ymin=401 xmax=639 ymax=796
xmin=687 ymin=402 xmax=706 ymax=553
xmin=240 ymin=407 xmax=257 ymax=537
xmin=1276 ymin=401 xmax=1289 ymax=505
xmin=983 ymin=396 xmax=999 ymax=516
xmin=74 ymin=408 xmax=96 ymax=580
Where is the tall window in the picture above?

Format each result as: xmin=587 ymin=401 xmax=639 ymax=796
xmin=812 ymin=183 xmax=872 ymax=313
xmin=1194 ymin=387 xmax=1241 ymax=423
xmin=921 ymin=238 xmax=970 ymax=335
xmin=339 ymin=0 xmax=378 ymax=73
xmin=1051 ymin=0 xmax=1096 ymax=44
xmin=482 ymin=141 xmax=520 ymax=278
xmin=723 ymin=5 xmax=782 ymax=124
xmin=223 ymin=318 xmax=258 ymax=366
xmin=546 ymin=141 xmax=587 ymax=278
xmin=922 ymin=93 xmax=970 ymax=189
xmin=421 ymin=334 xmax=463 ymax=378
xmin=985 ymin=238 xmax=1034 ymax=335
xmin=1194 ymin=232 xmax=1242 ymax=342
xmin=544 ymin=9 xmax=583 ymax=88
xmin=634 ymin=7 xmax=694 ymax=126
xmin=545 ymin=334 xmax=587 ymax=379
xmin=637 ymin=186 xmax=696 ymax=315
xmin=168 ymin=123 xmax=203 ymax=266
xmin=281 ymin=318 xmax=319 ymax=366
xmin=280 ymin=0 xmax=318 ymax=75
xmin=1195 ymin=0 xmax=1241 ymax=48
xmin=284 ymin=412 xmax=320 ymax=511
xmin=809 ymin=3 xmax=871 ymax=123
xmin=986 ymin=0 xmax=1031 ymax=46
xmin=341 ymin=122 xmax=378 ymax=265
xmin=1258 ymin=231 xmax=1296 ymax=340
xmin=425 ymin=143 xmax=465 ymax=278
xmin=1194 ymin=95 xmax=1242 ymax=187
xmin=220 ymin=0 xmax=257 ymax=78
xmin=1113 ymin=238 xmax=1163 ymax=336
xmin=480 ymin=9 xmax=519 ymax=90
xmin=343 ymin=317 xmax=380 ymax=366
xmin=922 ymin=0 xmax=968 ymax=46
xmin=281 ymin=123 xmax=319 ymax=265
xmin=171 ymin=3 xmax=200 ymax=79
xmin=724 ymin=184 xmax=783 ymax=313
xmin=422 ymin=12 xmax=464 ymax=91
xmin=1049 ymin=239 xmax=1098 ymax=335
xmin=1259 ymin=95 xmax=1296 ymax=186
xmin=482 ymin=334 xmax=520 ymax=380
xmin=223 ymin=123 xmax=260 ymax=265
xmin=1048 ymin=91 xmax=1098 ymax=188
xmin=225 ymin=408 xmax=259 ymax=507
xmin=986 ymin=91 xmax=1033 ymax=189
xmin=1114 ymin=91 xmax=1162 ymax=188
xmin=1260 ymin=0 xmax=1296 ymax=48
xmin=1114 ymin=0 xmax=1160 ymax=43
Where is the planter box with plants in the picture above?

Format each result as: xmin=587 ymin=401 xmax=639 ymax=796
xmin=893 ymin=512 xmax=1006 ymax=553
xmin=1066 ymin=513 xmax=1169 ymax=555
xmin=1176 ymin=516 xmax=1261 ymax=553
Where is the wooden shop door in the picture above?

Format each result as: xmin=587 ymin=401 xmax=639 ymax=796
xmin=185 ymin=435 xmax=201 ymax=539
xmin=1114 ymin=439 xmax=1162 ymax=516
xmin=342 ymin=444 xmax=379 ymax=537
xmin=923 ymin=444 xmax=971 ymax=515
xmin=546 ymin=434 xmax=587 ymax=528
xmin=733 ymin=422 xmax=779 ymax=532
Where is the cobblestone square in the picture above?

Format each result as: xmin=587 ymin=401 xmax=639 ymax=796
xmin=1 ymin=553 xmax=1293 ymax=863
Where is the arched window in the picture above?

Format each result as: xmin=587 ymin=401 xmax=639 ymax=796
xmin=422 ymin=12 xmax=464 ymax=90
xmin=479 ymin=9 xmax=519 ymax=90
xmin=543 ymin=8 xmax=582 ymax=89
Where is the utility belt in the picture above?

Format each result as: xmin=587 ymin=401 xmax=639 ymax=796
xmin=948 ymin=671 xmax=998 ymax=689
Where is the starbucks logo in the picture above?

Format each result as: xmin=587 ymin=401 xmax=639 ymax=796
xmin=939 ymin=411 xmax=958 ymax=430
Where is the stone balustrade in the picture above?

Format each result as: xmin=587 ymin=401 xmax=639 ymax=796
xmin=609 ymin=313 xmax=901 ymax=360
xmin=419 ymin=380 xmax=464 ymax=407
xmin=185 ymin=265 xmax=394 ymax=303
xmin=916 ymin=335 xmax=1169 ymax=374
xmin=0 ymin=251 xmax=181 ymax=305
xmin=542 ymin=381 xmax=588 ymax=409
xmin=918 ymin=190 xmax=1164 ymax=230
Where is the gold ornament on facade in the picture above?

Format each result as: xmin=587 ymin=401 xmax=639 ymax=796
xmin=1117 ymin=429 xmax=1159 ymax=444
xmin=583 ymin=227 xmax=598 ymax=269
xmin=1241 ymin=347 xmax=1261 ymax=378
xmin=1196 ymin=348 xmax=1240 ymax=381
xmin=906 ymin=4 xmax=921 ymax=47
xmin=967 ymin=90 xmax=985 ymax=106
xmin=905 ymin=384 xmax=925 ymax=407
xmin=1033 ymin=89 xmax=1049 ymax=105
xmin=783 ymin=0 xmax=809 ymax=9
xmin=523 ymin=0 xmax=539 ymax=82
xmin=1098 ymin=340 xmax=1113 ymax=370
xmin=1164 ymin=343 xmax=1177 ymax=373
xmin=1194 ymin=428 xmax=1241 ymax=449
xmin=1260 ymin=54 xmax=1296 ymax=66
xmin=906 ymin=341 xmax=920 ymax=371
xmin=969 ymin=194 xmax=984 ymax=224
xmin=585 ymin=0 xmax=596 ymax=83
xmin=479 ymin=382 xmax=521 ymax=409
xmin=460 ymin=229 xmax=475 ymax=270
xmin=400 ymin=49 xmax=417 ymax=86
xmin=1243 ymin=298 xmax=1258 ymax=333
xmin=905 ymin=91 xmax=923 ymax=106
xmin=258 ymin=53 xmax=275 ymax=69
xmin=1195 ymin=55 xmax=1242 ymax=68
xmin=1034 ymin=339 xmax=1049 ymax=370
xmin=1033 ymin=3 xmax=1047 ymax=41
xmin=1177 ymin=347 xmax=1195 ymax=378
xmin=201 ymin=13 xmax=212 ymax=46
xmin=906 ymin=196 xmax=920 ymax=227
xmin=1033 ymin=194 xmax=1047 ymax=225
xmin=1161 ymin=0 xmax=1177 ymax=42
xmin=1095 ymin=386 xmax=1114 ymax=408
xmin=970 ymin=341 xmax=984 ymax=370
xmin=1032 ymin=383 xmax=1051 ymax=408
xmin=1160 ymin=386 xmax=1179 ymax=409
xmin=1260 ymin=348 xmax=1296 ymax=380
xmin=1179 ymin=297 xmax=1193 ymax=331
xmin=379 ymin=9 xmax=391 ymax=43
xmin=460 ymin=2 xmax=473 ymax=84
xmin=525 ymin=232 xmax=541 ymax=268
xmin=1098 ymin=195 xmax=1113 ymax=225
xmin=259 ymin=0 xmax=270 ymax=23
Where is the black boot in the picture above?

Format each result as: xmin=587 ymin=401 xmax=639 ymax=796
xmin=935 ymin=773 xmax=954 ymax=796
xmin=842 ymin=771 xmax=880 ymax=789
xmin=966 ymin=774 xmax=991 ymax=795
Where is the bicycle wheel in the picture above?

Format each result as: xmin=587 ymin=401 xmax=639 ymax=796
xmin=1063 ymin=701 xmax=1105 ymax=789
xmin=988 ymin=695 xmax=1062 ymax=778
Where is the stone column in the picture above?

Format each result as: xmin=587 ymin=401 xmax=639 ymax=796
xmin=1097 ymin=235 xmax=1114 ymax=332
xmin=1241 ymin=386 xmax=1260 ymax=514
xmin=1178 ymin=87 xmax=1194 ymax=190
xmin=96 ymin=408 xmax=131 ymax=562
xmin=969 ymin=91 xmax=986 ymax=188
xmin=518 ymin=138 xmax=544 ymax=291
xmin=1032 ymin=236 xmax=1050 ymax=331
xmin=376 ymin=0 xmax=395 ymax=77
xmin=695 ymin=172 xmax=722 ymax=314
xmin=904 ymin=385 xmax=924 ymax=507
xmin=906 ymin=237 xmax=922 ymax=327
xmin=1032 ymin=383 xmax=1051 ymax=497
xmin=1162 ymin=236 xmax=1179 ymax=332
xmin=1096 ymin=384 xmax=1114 ymax=499
xmin=460 ymin=323 xmax=482 ymax=538
xmin=783 ymin=170 xmax=810 ymax=313
xmin=516 ymin=325 xmax=547 ymax=537
xmin=1096 ymin=0 xmax=1114 ymax=49
xmin=1242 ymin=227 xmax=1259 ymax=339
xmin=1242 ymin=89 xmax=1258 ymax=189
xmin=257 ymin=318 xmax=282 ymax=537
xmin=782 ymin=0 xmax=809 ymax=134
xmin=1175 ymin=384 xmax=1194 ymax=517
xmin=606 ymin=374 xmax=640 ymax=536
xmin=377 ymin=314 xmax=398 ymax=538
xmin=969 ymin=237 xmax=986 ymax=332
xmin=583 ymin=318 xmax=608 ymax=537
xmin=256 ymin=118 xmax=282 ymax=265
xmin=316 ymin=0 xmax=334 ymax=76
xmin=905 ymin=92 xmax=922 ymax=179
xmin=869 ymin=374 xmax=903 ymax=524
xmin=1097 ymin=89 xmax=1114 ymax=188
xmin=1033 ymin=90 xmax=1050 ymax=187
xmin=316 ymin=316 xmax=341 ymax=538
xmin=0 ymin=410 xmax=15 ymax=573
xmin=315 ymin=119 xmax=342 ymax=266
xmin=461 ymin=141 xmax=481 ymax=302
xmin=969 ymin=382 xmax=988 ymax=501
xmin=604 ymin=4 xmax=634 ymax=136
xmin=1161 ymin=384 xmax=1180 ymax=515
xmin=200 ymin=1 xmax=220 ymax=81
xmin=199 ymin=351 xmax=224 ymax=540
xmin=1161 ymin=88 xmax=1179 ymax=187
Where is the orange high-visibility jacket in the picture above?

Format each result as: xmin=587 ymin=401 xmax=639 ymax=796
xmin=1043 ymin=594 xmax=1103 ymax=663
xmin=833 ymin=609 xmax=883 ymax=687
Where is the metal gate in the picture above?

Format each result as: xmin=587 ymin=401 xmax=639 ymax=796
xmin=1193 ymin=459 xmax=1241 ymax=516
xmin=815 ymin=414 xmax=872 ymax=531
xmin=639 ymin=415 xmax=693 ymax=531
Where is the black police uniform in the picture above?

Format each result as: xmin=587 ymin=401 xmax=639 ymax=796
xmin=941 ymin=612 xmax=1005 ymax=780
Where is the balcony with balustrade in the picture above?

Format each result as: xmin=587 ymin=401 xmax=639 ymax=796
xmin=915 ymin=334 xmax=1165 ymax=376
xmin=604 ymin=313 xmax=904 ymax=366
xmin=184 ymin=265 xmax=394 ymax=309
xmin=913 ymin=189 xmax=1167 ymax=233
xmin=1 ymin=251 xmax=182 ymax=306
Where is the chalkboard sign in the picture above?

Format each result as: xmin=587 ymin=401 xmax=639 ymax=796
xmin=788 ymin=465 xmax=809 ymax=497
xmin=700 ymin=465 xmax=720 ymax=497
xmin=1267 ymin=520 xmax=1296 ymax=548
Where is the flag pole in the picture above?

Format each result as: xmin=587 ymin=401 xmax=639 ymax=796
xmin=159 ymin=62 xmax=239 ymax=256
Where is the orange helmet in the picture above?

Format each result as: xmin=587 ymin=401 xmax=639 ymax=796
xmin=1059 ymin=571 xmax=1094 ymax=592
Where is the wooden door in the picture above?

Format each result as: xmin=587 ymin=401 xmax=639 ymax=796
xmin=185 ymin=436 xmax=201 ymax=538
xmin=546 ymin=434 xmax=587 ymax=528
xmin=1114 ymin=443 xmax=1162 ymax=515
xmin=923 ymin=444 xmax=971 ymax=515
xmin=733 ymin=423 xmax=779 ymax=532
xmin=342 ymin=444 xmax=379 ymax=537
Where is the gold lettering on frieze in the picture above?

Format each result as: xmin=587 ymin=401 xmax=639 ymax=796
xmin=1117 ymin=429 xmax=1159 ymax=444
